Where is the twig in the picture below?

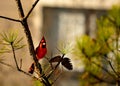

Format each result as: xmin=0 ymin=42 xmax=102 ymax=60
xmin=0 ymin=16 xmax=21 ymax=22
xmin=25 ymin=0 xmax=39 ymax=19
xmin=47 ymin=54 xmax=65 ymax=78
xmin=89 ymin=72 xmax=116 ymax=84
xmin=11 ymin=42 xmax=20 ymax=70
xmin=84 ymin=50 xmax=116 ymax=80
xmin=0 ymin=61 xmax=14 ymax=69
xmin=104 ymin=38 xmax=120 ymax=78
xmin=0 ymin=60 xmax=42 ymax=81
xmin=19 ymin=69 xmax=42 ymax=81
xmin=0 ymin=45 xmax=42 ymax=81
xmin=108 ymin=60 xmax=120 ymax=77
xmin=103 ymin=55 xmax=120 ymax=77
xmin=15 ymin=0 xmax=25 ymax=18
xmin=20 ymin=58 xmax=22 ymax=69
xmin=91 ymin=61 xmax=116 ymax=80
xmin=10 ymin=42 xmax=43 ymax=81
xmin=51 ymin=72 xmax=62 ymax=85
xmin=55 ymin=54 xmax=65 ymax=69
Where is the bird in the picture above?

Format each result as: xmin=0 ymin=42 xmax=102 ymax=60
xmin=36 ymin=36 xmax=47 ymax=60
xmin=28 ymin=36 xmax=47 ymax=74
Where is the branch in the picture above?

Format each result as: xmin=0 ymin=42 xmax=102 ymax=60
xmin=83 ymin=51 xmax=116 ymax=80
xmin=51 ymin=69 xmax=63 ymax=85
xmin=19 ymin=69 xmax=42 ymax=81
xmin=104 ymin=39 xmax=120 ymax=77
xmin=55 ymin=54 xmax=65 ymax=69
xmin=15 ymin=0 xmax=25 ymax=18
xmin=10 ymin=42 xmax=43 ymax=81
xmin=0 ymin=0 xmax=51 ymax=85
xmin=11 ymin=43 xmax=19 ymax=70
xmin=0 ymin=60 xmax=42 ymax=81
xmin=25 ymin=0 xmax=39 ymax=19
xmin=47 ymin=54 xmax=65 ymax=78
xmin=14 ymin=0 xmax=43 ymax=75
xmin=89 ymin=72 xmax=116 ymax=84
xmin=91 ymin=61 xmax=116 ymax=80
xmin=15 ymin=0 xmax=51 ymax=85
xmin=108 ymin=60 xmax=120 ymax=77
xmin=0 ymin=44 xmax=41 ymax=81
xmin=0 ymin=16 xmax=21 ymax=22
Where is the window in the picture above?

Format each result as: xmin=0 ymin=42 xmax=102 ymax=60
xmin=42 ymin=7 xmax=106 ymax=55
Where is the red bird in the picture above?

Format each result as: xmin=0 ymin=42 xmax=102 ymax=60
xmin=36 ymin=36 xmax=47 ymax=60
xmin=29 ymin=36 xmax=47 ymax=74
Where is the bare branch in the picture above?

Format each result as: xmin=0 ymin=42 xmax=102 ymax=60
xmin=0 ymin=61 xmax=42 ymax=81
xmin=14 ymin=0 xmax=43 ymax=75
xmin=0 ymin=16 xmax=21 ymax=22
xmin=25 ymin=0 xmax=40 ymax=19
xmin=20 ymin=58 xmax=22 ymax=69
xmin=11 ymin=43 xmax=20 ymax=70
xmin=15 ymin=0 xmax=51 ymax=85
xmin=10 ymin=42 xmax=43 ymax=81
xmin=51 ymin=69 xmax=63 ymax=85
xmin=0 ymin=0 xmax=51 ymax=85
xmin=19 ymin=69 xmax=42 ymax=81
xmin=0 ymin=59 xmax=42 ymax=81
xmin=15 ymin=0 xmax=25 ymax=18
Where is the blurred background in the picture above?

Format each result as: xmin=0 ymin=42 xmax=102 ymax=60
xmin=0 ymin=0 xmax=120 ymax=86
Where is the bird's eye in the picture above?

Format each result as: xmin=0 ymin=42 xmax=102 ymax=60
xmin=42 ymin=42 xmax=46 ymax=48
xmin=43 ymin=42 xmax=46 ymax=45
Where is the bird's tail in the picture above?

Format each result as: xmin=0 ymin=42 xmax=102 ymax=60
xmin=28 ymin=62 xmax=34 ymax=74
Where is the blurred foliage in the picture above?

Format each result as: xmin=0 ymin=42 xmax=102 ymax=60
xmin=74 ymin=5 xmax=120 ymax=86
xmin=109 ymin=6 xmax=120 ymax=27
xmin=57 ymin=42 xmax=73 ymax=55
xmin=76 ymin=35 xmax=100 ymax=58
xmin=34 ymin=80 xmax=43 ymax=86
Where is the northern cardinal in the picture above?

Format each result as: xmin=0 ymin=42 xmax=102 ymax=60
xmin=29 ymin=36 xmax=47 ymax=74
